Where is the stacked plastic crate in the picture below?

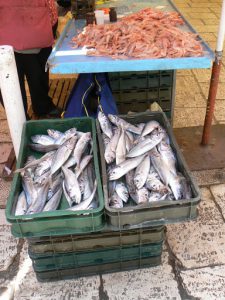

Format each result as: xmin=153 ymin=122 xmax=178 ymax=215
xmin=108 ymin=71 xmax=175 ymax=120
xmin=5 ymin=116 xmax=167 ymax=282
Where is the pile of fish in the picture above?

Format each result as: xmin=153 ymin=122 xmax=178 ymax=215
xmin=72 ymin=7 xmax=203 ymax=59
xmin=14 ymin=128 xmax=98 ymax=216
xmin=98 ymin=112 xmax=192 ymax=209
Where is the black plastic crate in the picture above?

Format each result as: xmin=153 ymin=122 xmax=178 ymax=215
xmin=109 ymin=71 xmax=174 ymax=91
xmin=108 ymin=71 xmax=175 ymax=120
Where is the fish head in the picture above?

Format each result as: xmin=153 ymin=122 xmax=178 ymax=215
xmin=108 ymin=166 xmax=122 ymax=181
xmin=105 ymin=152 xmax=115 ymax=164
xmin=137 ymin=188 xmax=149 ymax=203
xmin=134 ymin=174 xmax=143 ymax=190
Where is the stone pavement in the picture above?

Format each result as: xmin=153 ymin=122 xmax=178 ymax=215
xmin=1 ymin=0 xmax=225 ymax=299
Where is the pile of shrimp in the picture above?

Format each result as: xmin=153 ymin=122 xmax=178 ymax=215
xmin=71 ymin=8 xmax=203 ymax=59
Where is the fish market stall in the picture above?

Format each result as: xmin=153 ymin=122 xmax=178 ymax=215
xmin=5 ymin=0 xmax=214 ymax=282
xmin=48 ymin=0 xmax=214 ymax=74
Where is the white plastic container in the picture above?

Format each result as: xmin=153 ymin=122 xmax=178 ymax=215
xmin=95 ymin=10 xmax=104 ymax=25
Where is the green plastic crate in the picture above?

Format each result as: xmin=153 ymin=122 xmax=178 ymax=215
xmin=5 ymin=117 xmax=104 ymax=238
xmin=30 ymin=242 xmax=163 ymax=272
xmin=35 ymin=255 xmax=162 ymax=282
xmin=27 ymin=226 xmax=165 ymax=255
xmin=96 ymin=111 xmax=201 ymax=229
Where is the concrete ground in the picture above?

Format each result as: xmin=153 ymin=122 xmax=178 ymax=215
xmin=1 ymin=0 xmax=225 ymax=299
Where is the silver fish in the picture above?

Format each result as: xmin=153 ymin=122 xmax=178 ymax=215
xmin=125 ymin=133 xmax=132 ymax=152
xmin=109 ymin=155 xmax=145 ymax=181
xmin=126 ymin=131 xmax=164 ymax=158
xmin=15 ymin=191 xmax=27 ymax=216
xmin=115 ymin=182 xmax=129 ymax=203
xmin=149 ymin=191 xmax=165 ymax=202
xmin=104 ymin=127 xmax=121 ymax=164
xmin=135 ymin=187 xmax=149 ymax=204
xmin=22 ymin=173 xmax=38 ymax=206
xmin=134 ymin=155 xmax=150 ymax=189
xmin=87 ymin=200 xmax=98 ymax=209
xmin=54 ymin=128 xmax=77 ymax=145
xmin=109 ymin=191 xmax=123 ymax=208
xmin=34 ymin=155 xmax=53 ymax=179
xmin=34 ymin=170 xmax=51 ymax=186
xmin=108 ymin=180 xmax=117 ymax=198
xmin=141 ymin=120 xmax=160 ymax=137
xmin=31 ymin=134 xmax=55 ymax=146
xmin=67 ymin=180 xmax=97 ymax=211
xmin=29 ymin=143 xmax=59 ymax=153
xmin=116 ymin=129 xmax=126 ymax=165
xmin=62 ymin=180 xmax=73 ymax=207
xmin=179 ymin=174 xmax=192 ymax=199
xmin=108 ymin=114 xmax=142 ymax=135
xmin=125 ymin=170 xmax=137 ymax=202
xmin=150 ymin=147 xmax=173 ymax=186
xmin=126 ymin=131 xmax=134 ymax=144
xmin=146 ymin=168 xmax=169 ymax=194
xmin=73 ymin=132 xmax=91 ymax=167
xmin=168 ymin=175 xmax=183 ymax=200
xmin=43 ymin=187 xmax=62 ymax=212
xmin=86 ymin=162 xmax=95 ymax=192
xmin=82 ymin=168 xmax=92 ymax=200
xmin=26 ymin=180 xmax=49 ymax=214
xmin=15 ymin=151 xmax=55 ymax=174
xmin=102 ymin=133 xmax=110 ymax=148
xmin=47 ymin=174 xmax=62 ymax=200
xmin=50 ymin=136 xmax=77 ymax=176
xmin=157 ymin=140 xmax=177 ymax=175
xmin=98 ymin=111 xmax=113 ymax=139
xmin=47 ymin=129 xmax=63 ymax=140
xmin=75 ymin=155 xmax=93 ymax=178
xmin=62 ymin=166 xmax=81 ymax=204
xmin=137 ymin=123 xmax=145 ymax=132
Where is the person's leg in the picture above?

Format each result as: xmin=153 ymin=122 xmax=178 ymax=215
xmin=14 ymin=52 xmax=30 ymax=119
xmin=23 ymin=51 xmax=56 ymax=116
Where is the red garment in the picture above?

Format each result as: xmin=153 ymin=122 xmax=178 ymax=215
xmin=46 ymin=0 xmax=58 ymax=26
xmin=0 ymin=0 xmax=57 ymax=50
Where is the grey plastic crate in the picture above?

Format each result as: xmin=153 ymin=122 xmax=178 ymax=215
xmin=96 ymin=111 xmax=201 ymax=229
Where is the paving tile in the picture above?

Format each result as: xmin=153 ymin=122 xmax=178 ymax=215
xmin=176 ymin=70 xmax=192 ymax=76
xmin=200 ymin=32 xmax=217 ymax=42
xmin=214 ymin=100 xmax=225 ymax=122
xmin=0 ymin=121 xmax=11 ymax=143
xmin=200 ymin=82 xmax=225 ymax=100
xmin=188 ymin=12 xmax=218 ymax=19
xmin=203 ymin=18 xmax=220 ymax=25
xmin=0 ymin=106 xmax=6 ymax=120
xmin=176 ymin=76 xmax=202 ymax=96
xmin=180 ymin=266 xmax=225 ymax=300
xmin=0 ymin=178 xmax=11 ymax=208
xmin=210 ymin=184 xmax=225 ymax=219
xmin=193 ymin=25 xmax=218 ymax=33
xmin=14 ymin=268 xmax=100 ymax=300
xmin=102 ymin=252 xmax=181 ymax=300
xmin=0 ymin=143 xmax=13 ymax=165
xmin=175 ymin=93 xmax=206 ymax=108
xmin=167 ymin=188 xmax=225 ymax=269
xmin=192 ymin=168 xmax=225 ymax=186
xmin=173 ymin=108 xmax=210 ymax=128
xmin=0 ymin=210 xmax=19 ymax=272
